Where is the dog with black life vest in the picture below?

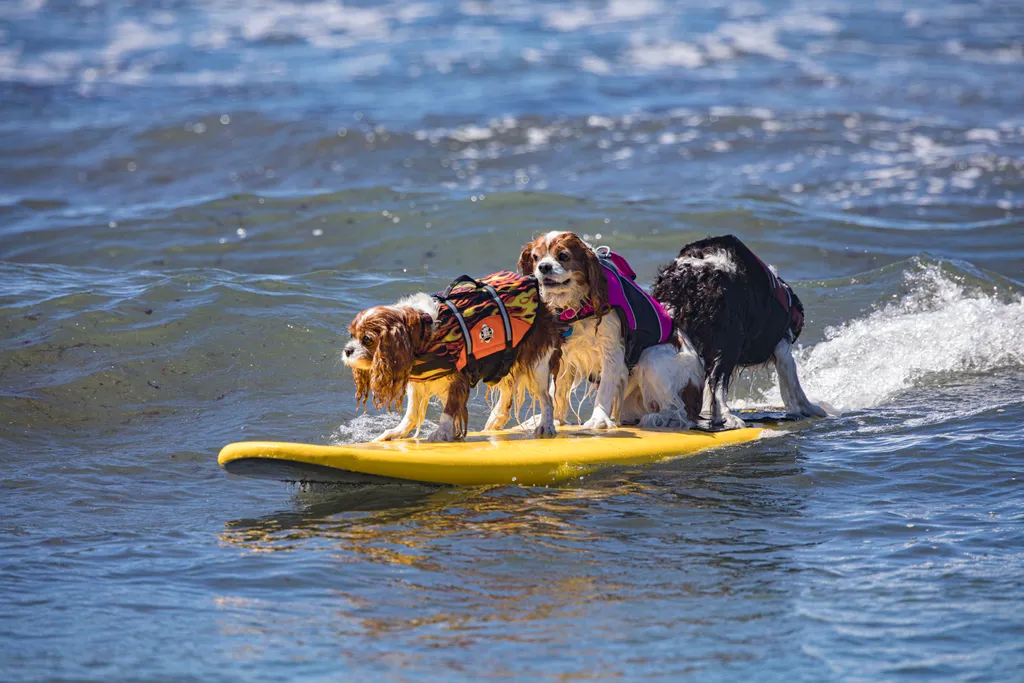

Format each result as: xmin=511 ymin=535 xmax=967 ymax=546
xmin=650 ymin=234 xmax=827 ymax=429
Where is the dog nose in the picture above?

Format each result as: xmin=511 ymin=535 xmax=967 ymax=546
xmin=538 ymin=262 xmax=553 ymax=275
xmin=344 ymin=347 xmax=353 ymax=357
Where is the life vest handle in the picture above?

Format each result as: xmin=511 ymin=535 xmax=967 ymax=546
xmin=439 ymin=298 xmax=473 ymax=361
xmin=439 ymin=274 xmax=483 ymax=299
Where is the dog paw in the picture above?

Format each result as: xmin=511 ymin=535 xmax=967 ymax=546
xmin=795 ymin=402 xmax=828 ymax=419
xmin=372 ymin=428 xmax=406 ymax=442
xmin=520 ymin=415 xmax=562 ymax=431
xmin=639 ymin=412 xmax=669 ymax=429
xmin=532 ymin=420 xmax=557 ymax=437
xmin=483 ymin=414 xmax=509 ymax=431
xmin=426 ymin=426 xmax=456 ymax=442
xmin=582 ymin=412 xmax=618 ymax=430
xmin=639 ymin=411 xmax=693 ymax=430
xmin=519 ymin=414 xmax=543 ymax=431
xmin=721 ymin=412 xmax=747 ymax=430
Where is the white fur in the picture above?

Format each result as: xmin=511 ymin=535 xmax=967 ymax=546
xmin=373 ymin=378 xmax=449 ymax=442
xmin=773 ymin=339 xmax=827 ymax=418
xmin=393 ymin=292 xmax=441 ymax=320
xmin=553 ymin=314 xmax=628 ymax=429
xmin=623 ymin=339 xmax=704 ymax=429
xmin=675 ymin=249 xmax=737 ymax=275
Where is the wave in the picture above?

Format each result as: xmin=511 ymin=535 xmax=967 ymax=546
xmin=766 ymin=259 xmax=1024 ymax=412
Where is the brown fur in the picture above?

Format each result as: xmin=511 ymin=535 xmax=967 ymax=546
xmin=348 ymin=307 xmax=429 ymax=412
xmin=442 ymin=374 xmax=471 ymax=439
xmin=681 ymin=380 xmax=702 ymax=424
xmin=519 ymin=233 xmax=610 ymax=330
xmin=347 ymin=282 xmax=561 ymax=440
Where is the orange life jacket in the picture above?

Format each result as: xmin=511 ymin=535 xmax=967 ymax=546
xmin=410 ymin=271 xmax=540 ymax=386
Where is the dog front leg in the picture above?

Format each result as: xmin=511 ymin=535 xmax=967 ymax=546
xmin=373 ymin=382 xmax=430 ymax=441
xmin=484 ymin=377 xmax=514 ymax=431
xmin=773 ymin=339 xmax=827 ymax=418
xmin=583 ymin=351 xmax=627 ymax=430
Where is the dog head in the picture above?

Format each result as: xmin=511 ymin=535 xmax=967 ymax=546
xmin=343 ymin=306 xmax=427 ymax=411
xmin=518 ymin=231 xmax=607 ymax=314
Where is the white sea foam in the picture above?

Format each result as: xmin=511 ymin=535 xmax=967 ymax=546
xmin=756 ymin=264 xmax=1024 ymax=413
xmin=331 ymin=412 xmax=440 ymax=445
xmin=630 ymin=42 xmax=705 ymax=69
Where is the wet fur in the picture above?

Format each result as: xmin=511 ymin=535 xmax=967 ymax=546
xmin=512 ymin=231 xmax=704 ymax=431
xmin=344 ymin=286 xmax=560 ymax=442
xmin=651 ymin=234 xmax=826 ymax=428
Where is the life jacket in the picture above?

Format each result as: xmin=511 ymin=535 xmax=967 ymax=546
xmin=410 ymin=271 xmax=540 ymax=386
xmin=559 ymin=249 xmax=675 ymax=367
xmin=751 ymin=252 xmax=804 ymax=341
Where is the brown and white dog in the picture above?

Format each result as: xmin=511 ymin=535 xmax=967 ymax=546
xmin=507 ymin=231 xmax=704 ymax=430
xmin=651 ymin=234 xmax=827 ymax=428
xmin=343 ymin=280 xmax=561 ymax=442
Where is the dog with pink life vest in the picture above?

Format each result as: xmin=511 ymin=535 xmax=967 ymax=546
xmin=494 ymin=231 xmax=825 ymax=431
xmin=488 ymin=231 xmax=705 ymax=432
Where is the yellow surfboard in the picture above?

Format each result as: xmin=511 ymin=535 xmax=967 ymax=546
xmin=218 ymin=425 xmax=765 ymax=486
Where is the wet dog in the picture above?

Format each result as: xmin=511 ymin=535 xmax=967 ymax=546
xmin=343 ymin=272 xmax=561 ymax=441
xmin=651 ymin=234 xmax=827 ymax=428
xmin=509 ymin=231 xmax=704 ymax=429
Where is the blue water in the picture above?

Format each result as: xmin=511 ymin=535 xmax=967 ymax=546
xmin=2 ymin=0 xmax=1023 ymax=680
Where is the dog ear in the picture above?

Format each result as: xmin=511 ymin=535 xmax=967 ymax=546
xmin=517 ymin=241 xmax=535 ymax=275
xmin=369 ymin=323 xmax=414 ymax=411
xmin=580 ymin=240 xmax=609 ymax=320
xmin=353 ymin=368 xmax=371 ymax=410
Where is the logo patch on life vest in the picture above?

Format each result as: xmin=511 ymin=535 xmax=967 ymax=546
xmin=479 ymin=324 xmax=494 ymax=343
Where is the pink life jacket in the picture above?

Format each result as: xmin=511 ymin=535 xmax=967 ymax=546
xmin=559 ymin=249 xmax=675 ymax=367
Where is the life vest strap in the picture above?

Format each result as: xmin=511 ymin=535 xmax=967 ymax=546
xmin=751 ymin=253 xmax=804 ymax=339
xmin=439 ymin=297 xmax=473 ymax=360
xmin=437 ymin=274 xmax=516 ymax=370
xmin=480 ymin=282 xmax=514 ymax=355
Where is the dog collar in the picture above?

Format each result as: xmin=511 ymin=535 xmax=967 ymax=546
xmin=558 ymin=303 xmax=598 ymax=322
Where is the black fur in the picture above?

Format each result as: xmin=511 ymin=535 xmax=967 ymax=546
xmin=651 ymin=234 xmax=804 ymax=424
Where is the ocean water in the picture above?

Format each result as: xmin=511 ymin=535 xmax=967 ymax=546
xmin=2 ymin=0 xmax=1023 ymax=680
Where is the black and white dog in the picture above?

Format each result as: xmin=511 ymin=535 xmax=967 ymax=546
xmin=651 ymin=234 xmax=827 ymax=429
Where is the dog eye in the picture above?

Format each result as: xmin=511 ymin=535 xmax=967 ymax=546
xmin=361 ymin=335 xmax=373 ymax=345
xmin=557 ymin=252 xmax=570 ymax=262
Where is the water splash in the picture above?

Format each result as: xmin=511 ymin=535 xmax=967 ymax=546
xmin=796 ymin=262 xmax=1024 ymax=412
xmin=329 ymin=412 xmax=438 ymax=444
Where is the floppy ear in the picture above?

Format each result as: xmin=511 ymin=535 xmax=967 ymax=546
xmin=353 ymin=368 xmax=371 ymax=410
xmin=517 ymin=241 xmax=535 ymax=275
xmin=369 ymin=322 xmax=414 ymax=411
xmin=580 ymin=242 xmax=609 ymax=320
